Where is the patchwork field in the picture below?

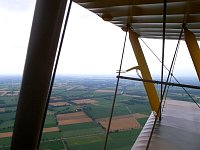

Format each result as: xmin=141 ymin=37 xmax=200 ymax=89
xmin=96 ymin=114 xmax=147 ymax=132
xmin=0 ymin=76 xmax=164 ymax=149
xmin=129 ymin=113 xmax=148 ymax=119
xmin=56 ymin=111 xmax=92 ymax=125
xmin=59 ymin=122 xmax=104 ymax=138
xmin=43 ymin=127 xmax=59 ymax=133
xmin=0 ymin=127 xmax=59 ymax=139
xmin=49 ymin=102 xmax=70 ymax=107
xmin=66 ymin=129 xmax=141 ymax=150
xmin=50 ymin=96 xmax=63 ymax=101
xmin=72 ymin=99 xmax=96 ymax=105
xmin=39 ymin=140 xmax=64 ymax=150
xmin=0 ymin=132 xmax=12 ymax=138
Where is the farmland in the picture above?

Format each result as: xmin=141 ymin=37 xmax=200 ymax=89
xmin=96 ymin=113 xmax=148 ymax=132
xmin=56 ymin=111 xmax=93 ymax=125
xmin=0 ymin=75 xmax=199 ymax=149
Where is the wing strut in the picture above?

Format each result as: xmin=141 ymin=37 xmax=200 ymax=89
xmin=11 ymin=0 xmax=68 ymax=149
xmin=37 ymin=0 xmax=73 ymax=148
xmin=129 ymin=29 xmax=160 ymax=114
xmin=184 ymin=27 xmax=200 ymax=81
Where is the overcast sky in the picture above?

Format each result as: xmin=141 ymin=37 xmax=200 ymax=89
xmin=0 ymin=0 xmax=199 ymax=80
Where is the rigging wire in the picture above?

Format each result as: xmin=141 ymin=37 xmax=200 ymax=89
xmin=140 ymin=33 xmax=200 ymax=109
xmin=103 ymin=28 xmax=128 ymax=150
xmin=162 ymin=14 xmax=187 ymax=107
xmin=37 ymin=0 xmax=73 ymax=148
xmin=103 ymin=1 xmax=132 ymax=147
xmin=162 ymin=25 xmax=184 ymax=110
xmin=160 ymin=0 xmax=167 ymax=120
xmin=162 ymin=77 xmax=172 ymax=109
xmin=117 ymin=76 xmax=200 ymax=90
xmin=146 ymin=0 xmax=167 ymax=149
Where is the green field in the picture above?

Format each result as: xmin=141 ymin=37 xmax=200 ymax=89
xmin=66 ymin=129 xmax=141 ymax=150
xmin=49 ymin=105 xmax=76 ymax=114
xmin=41 ymin=131 xmax=61 ymax=141
xmin=0 ymin=120 xmax=14 ymax=133
xmin=0 ymin=137 xmax=12 ymax=147
xmin=84 ymin=100 xmax=150 ymax=119
xmin=40 ymin=140 xmax=65 ymax=150
xmin=59 ymin=122 xmax=104 ymax=138
xmin=0 ymin=96 xmax=18 ymax=106
xmin=44 ymin=115 xmax=57 ymax=128
xmin=66 ymin=134 xmax=105 ymax=150
xmin=137 ymin=117 xmax=148 ymax=127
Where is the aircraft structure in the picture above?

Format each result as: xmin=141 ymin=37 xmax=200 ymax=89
xmin=10 ymin=0 xmax=200 ymax=149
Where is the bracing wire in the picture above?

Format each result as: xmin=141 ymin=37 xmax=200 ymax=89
xmin=161 ymin=14 xmax=188 ymax=109
xmin=162 ymin=24 xmax=184 ymax=110
xmin=160 ymin=0 xmax=167 ymax=120
xmin=103 ymin=1 xmax=133 ymax=147
xmin=117 ymin=76 xmax=200 ymax=90
xmin=162 ymin=77 xmax=172 ymax=109
xmin=146 ymin=1 xmax=167 ymax=149
xmin=140 ymin=33 xmax=200 ymax=109
xmin=37 ymin=0 xmax=73 ymax=148
xmin=103 ymin=28 xmax=128 ymax=150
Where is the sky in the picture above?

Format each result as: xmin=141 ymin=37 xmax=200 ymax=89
xmin=0 ymin=0 xmax=199 ymax=80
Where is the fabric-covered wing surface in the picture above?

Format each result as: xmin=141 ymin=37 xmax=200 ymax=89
xmin=73 ymin=0 xmax=200 ymax=40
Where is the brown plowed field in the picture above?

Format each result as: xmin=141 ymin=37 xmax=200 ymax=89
xmin=72 ymin=99 xmax=96 ymax=105
xmin=0 ymin=127 xmax=59 ymax=138
xmin=97 ymin=113 xmax=147 ymax=132
xmin=132 ymin=113 xmax=148 ymax=119
xmin=49 ymin=102 xmax=70 ymax=106
xmin=0 ymin=132 xmax=12 ymax=138
xmin=43 ymin=127 xmax=59 ymax=133
xmin=56 ymin=111 xmax=92 ymax=125
xmin=58 ymin=118 xmax=92 ymax=125
xmin=50 ymin=96 xmax=62 ymax=101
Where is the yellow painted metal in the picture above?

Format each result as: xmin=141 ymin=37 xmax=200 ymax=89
xmin=129 ymin=29 xmax=160 ymax=113
xmin=126 ymin=66 xmax=140 ymax=72
xmin=184 ymin=28 xmax=200 ymax=81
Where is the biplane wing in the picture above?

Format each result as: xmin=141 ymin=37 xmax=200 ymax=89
xmin=73 ymin=0 xmax=200 ymax=39
xmin=10 ymin=1 xmax=200 ymax=149
xmin=72 ymin=1 xmax=200 ymax=150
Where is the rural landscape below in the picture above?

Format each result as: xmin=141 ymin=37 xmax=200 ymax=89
xmin=0 ymin=75 xmax=199 ymax=150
